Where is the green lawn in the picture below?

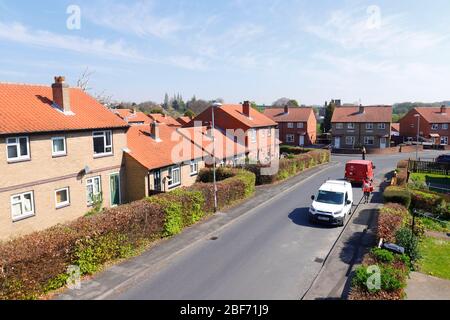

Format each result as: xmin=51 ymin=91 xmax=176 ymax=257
xmin=418 ymin=216 xmax=450 ymax=233
xmin=418 ymin=236 xmax=450 ymax=280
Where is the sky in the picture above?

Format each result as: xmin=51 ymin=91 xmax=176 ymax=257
xmin=0 ymin=0 xmax=449 ymax=106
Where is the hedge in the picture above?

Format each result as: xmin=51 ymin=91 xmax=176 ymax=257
xmin=410 ymin=189 xmax=450 ymax=218
xmin=377 ymin=203 xmax=409 ymax=243
xmin=383 ymin=186 xmax=411 ymax=208
xmin=242 ymin=149 xmax=330 ymax=185
xmin=280 ymin=145 xmax=312 ymax=155
xmin=395 ymin=160 xmax=409 ymax=187
xmin=0 ymin=169 xmax=256 ymax=300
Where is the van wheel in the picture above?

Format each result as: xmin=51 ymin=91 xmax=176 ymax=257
xmin=339 ymin=215 xmax=345 ymax=227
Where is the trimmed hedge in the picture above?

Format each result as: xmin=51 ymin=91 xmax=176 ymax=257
xmin=377 ymin=203 xmax=409 ymax=243
xmin=243 ymin=149 xmax=330 ymax=185
xmin=410 ymin=189 xmax=449 ymax=218
xmin=0 ymin=169 xmax=256 ymax=300
xmin=280 ymin=145 xmax=312 ymax=155
xmin=395 ymin=160 xmax=409 ymax=187
xmin=383 ymin=186 xmax=411 ymax=208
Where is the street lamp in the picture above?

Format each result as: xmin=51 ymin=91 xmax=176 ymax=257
xmin=414 ymin=114 xmax=420 ymax=160
xmin=211 ymin=101 xmax=222 ymax=213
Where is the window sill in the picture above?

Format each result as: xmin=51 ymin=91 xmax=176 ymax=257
xmin=56 ymin=203 xmax=70 ymax=210
xmin=52 ymin=153 xmax=67 ymax=158
xmin=7 ymin=158 xmax=31 ymax=164
xmin=168 ymin=183 xmax=181 ymax=190
xmin=93 ymin=153 xmax=113 ymax=159
xmin=12 ymin=213 xmax=35 ymax=222
xmin=190 ymin=172 xmax=198 ymax=177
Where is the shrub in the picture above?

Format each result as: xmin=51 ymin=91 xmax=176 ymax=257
xmin=197 ymin=167 xmax=235 ymax=183
xmin=352 ymin=264 xmax=405 ymax=293
xmin=377 ymin=203 xmax=409 ymax=242
xmin=383 ymin=186 xmax=411 ymax=208
xmin=410 ymin=189 xmax=447 ymax=216
xmin=371 ymin=248 xmax=394 ymax=263
xmin=395 ymin=227 xmax=421 ymax=262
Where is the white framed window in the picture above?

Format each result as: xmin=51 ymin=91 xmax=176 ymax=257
xmin=364 ymin=136 xmax=375 ymax=145
xmin=297 ymin=122 xmax=304 ymax=129
xmin=442 ymin=124 xmax=449 ymax=130
xmin=93 ymin=131 xmax=113 ymax=156
xmin=190 ymin=160 xmax=199 ymax=176
xmin=286 ymin=134 xmax=295 ymax=143
xmin=431 ymin=124 xmax=439 ymax=130
xmin=55 ymin=187 xmax=70 ymax=209
xmin=345 ymin=136 xmax=355 ymax=145
xmin=441 ymin=136 xmax=448 ymax=145
xmin=168 ymin=165 xmax=181 ymax=188
xmin=6 ymin=136 xmax=30 ymax=162
xmin=366 ymin=123 xmax=373 ymax=130
xmin=336 ymin=123 xmax=344 ymax=129
xmin=249 ymin=129 xmax=257 ymax=143
xmin=287 ymin=123 xmax=294 ymax=129
xmin=347 ymin=123 xmax=355 ymax=130
xmin=378 ymin=123 xmax=386 ymax=130
xmin=11 ymin=191 xmax=35 ymax=221
xmin=86 ymin=176 xmax=102 ymax=205
xmin=52 ymin=137 xmax=67 ymax=157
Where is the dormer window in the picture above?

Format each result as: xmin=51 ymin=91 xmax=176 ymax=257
xmin=7 ymin=136 xmax=30 ymax=163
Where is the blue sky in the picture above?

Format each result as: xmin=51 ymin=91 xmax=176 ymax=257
xmin=0 ymin=0 xmax=449 ymax=105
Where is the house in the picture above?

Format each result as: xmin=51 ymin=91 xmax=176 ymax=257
xmin=399 ymin=106 xmax=449 ymax=145
xmin=124 ymin=122 xmax=246 ymax=202
xmin=113 ymin=109 xmax=152 ymax=125
xmin=176 ymin=116 xmax=192 ymax=126
xmin=331 ymin=105 xmax=392 ymax=149
xmin=391 ymin=123 xmax=400 ymax=137
xmin=263 ymin=106 xmax=317 ymax=146
xmin=148 ymin=113 xmax=181 ymax=126
xmin=185 ymin=101 xmax=279 ymax=164
xmin=0 ymin=77 xmax=129 ymax=240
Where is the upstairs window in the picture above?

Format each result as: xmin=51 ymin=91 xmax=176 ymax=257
xmin=6 ymin=137 xmax=30 ymax=162
xmin=297 ymin=123 xmax=304 ymax=129
xmin=378 ymin=123 xmax=386 ymax=130
xmin=347 ymin=123 xmax=355 ymax=130
xmin=52 ymin=137 xmax=67 ymax=157
xmin=93 ymin=131 xmax=113 ymax=156
xmin=336 ymin=123 xmax=344 ymax=129
xmin=287 ymin=123 xmax=294 ymax=129
xmin=442 ymin=124 xmax=448 ymax=130
xmin=366 ymin=123 xmax=373 ymax=130
xmin=431 ymin=124 xmax=439 ymax=130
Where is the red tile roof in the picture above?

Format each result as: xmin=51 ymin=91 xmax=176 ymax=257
xmin=218 ymin=104 xmax=277 ymax=128
xmin=414 ymin=107 xmax=449 ymax=123
xmin=148 ymin=114 xmax=181 ymax=126
xmin=0 ymin=83 xmax=128 ymax=135
xmin=331 ymin=106 xmax=392 ymax=123
xmin=113 ymin=109 xmax=152 ymax=124
xmin=263 ymin=107 xmax=315 ymax=122
xmin=391 ymin=123 xmax=400 ymax=132
xmin=176 ymin=116 xmax=192 ymax=126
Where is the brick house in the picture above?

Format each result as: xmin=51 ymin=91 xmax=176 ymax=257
xmin=124 ymin=123 xmax=245 ymax=202
xmin=0 ymin=77 xmax=129 ymax=240
xmin=185 ymin=101 xmax=279 ymax=164
xmin=331 ymin=105 xmax=392 ymax=149
xmin=148 ymin=113 xmax=181 ymax=126
xmin=399 ymin=106 xmax=449 ymax=145
xmin=263 ymin=106 xmax=317 ymax=146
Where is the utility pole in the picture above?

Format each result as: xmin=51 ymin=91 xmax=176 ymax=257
xmin=414 ymin=114 xmax=420 ymax=161
xmin=211 ymin=102 xmax=222 ymax=213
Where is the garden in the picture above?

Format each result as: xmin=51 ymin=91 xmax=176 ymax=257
xmin=349 ymin=159 xmax=450 ymax=300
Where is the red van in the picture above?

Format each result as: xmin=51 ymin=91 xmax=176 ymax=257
xmin=345 ymin=160 xmax=375 ymax=184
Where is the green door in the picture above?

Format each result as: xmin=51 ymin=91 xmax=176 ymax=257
xmin=110 ymin=173 xmax=121 ymax=206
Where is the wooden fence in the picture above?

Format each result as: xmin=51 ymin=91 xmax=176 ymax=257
xmin=408 ymin=160 xmax=450 ymax=175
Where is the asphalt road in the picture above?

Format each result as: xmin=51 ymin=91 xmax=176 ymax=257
xmin=116 ymin=151 xmax=445 ymax=300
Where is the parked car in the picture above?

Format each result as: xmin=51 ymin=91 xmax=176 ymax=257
xmin=345 ymin=160 xmax=375 ymax=184
xmin=435 ymin=154 xmax=450 ymax=164
xmin=309 ymin=180 xmax=353 ymax=227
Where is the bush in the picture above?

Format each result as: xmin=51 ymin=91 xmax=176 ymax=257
xmin=371 ymin=248 xmax=394 ymax=263
xmin=377 ymin=203 xmax=409 ymax=242
xmin=352 ymin=264 xmax=405 ymax=293
xmin=410 ymin=189 xmax=448 ymax=217
xmin=197 ymin=167 xmax=235 ymax=183
xmin=383 ymin=186 xmax=411 ymax=208
xmin=395 ymin=227 xmax=421 ymax=262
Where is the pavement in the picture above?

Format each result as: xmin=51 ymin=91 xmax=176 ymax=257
xmin=406 ymin=272 xmax=450 ymax=300
xmin=56 ymin=149 xmax=447 ymax=300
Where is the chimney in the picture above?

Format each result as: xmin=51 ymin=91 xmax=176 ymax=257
xmin=52 ymin=76 xmax=71 ymax=113
xmin=151 ymin=121 xmax=160 ymax=141
xmin=284 ymin=105 xmax=289 ymax=114
xmin=359 ymin=105 xmax=365 ymax=114
xmin=441 ymin=105 xmax=447 ymax=114
xmin=243 ymin=101 xmax=251 ymax=117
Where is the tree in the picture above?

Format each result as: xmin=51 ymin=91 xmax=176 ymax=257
xmin=321 ymin=101 xmax=336 ymax=133
xmin=163 ymin=93 xmax=170 ymax=110
xmin=288 ymin=99 xmax=299 ymax=107
xmin=184 ymin=109 xmax=195 ymax=118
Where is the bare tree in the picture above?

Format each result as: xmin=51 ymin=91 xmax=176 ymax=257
xmin=76 ymin=67 xmax=95 ymax=92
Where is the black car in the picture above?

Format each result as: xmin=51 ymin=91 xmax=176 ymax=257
xmin=435 ymin=154 xmax=450 ymax=164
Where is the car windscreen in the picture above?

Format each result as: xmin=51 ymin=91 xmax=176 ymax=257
xmin=316 ymin=190 xmax=344 ymax=205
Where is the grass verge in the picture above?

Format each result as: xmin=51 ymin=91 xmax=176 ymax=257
xmin=418 ymin=236 xmax=450 ymax=280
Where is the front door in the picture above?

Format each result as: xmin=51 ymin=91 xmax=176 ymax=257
xmin=335 ymin=137 xmax=341 ymax=149
xmin=153 ymin=170 xmax=162 ymax=192
xmin=109 ymin=173 xmax=121 ymax=207
xmin=380 ymin=137 xmax=387 ymax=149
xmin=299 ymin=135 xmax=305 ymax=146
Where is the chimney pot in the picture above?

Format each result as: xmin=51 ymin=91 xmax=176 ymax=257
xmin=52 ymin=76 xmax=71 ymax=113
xmin=359 ymin=105 xmax=365 ymax=114
xmin=243 ymin=101 xmax=251 ymax=117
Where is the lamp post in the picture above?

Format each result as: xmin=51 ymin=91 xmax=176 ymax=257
xmin=211 ymin=102 xmax=222 ymax=213
xmin=414 ymin=114 xmax=420 ymax=160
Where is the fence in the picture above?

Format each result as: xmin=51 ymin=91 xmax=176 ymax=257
xmin=408 ymin=159 xmax=450 ymax=175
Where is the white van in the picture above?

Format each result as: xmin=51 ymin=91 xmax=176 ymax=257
xmin=309 ymin=180 xmax=353 ymax=227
